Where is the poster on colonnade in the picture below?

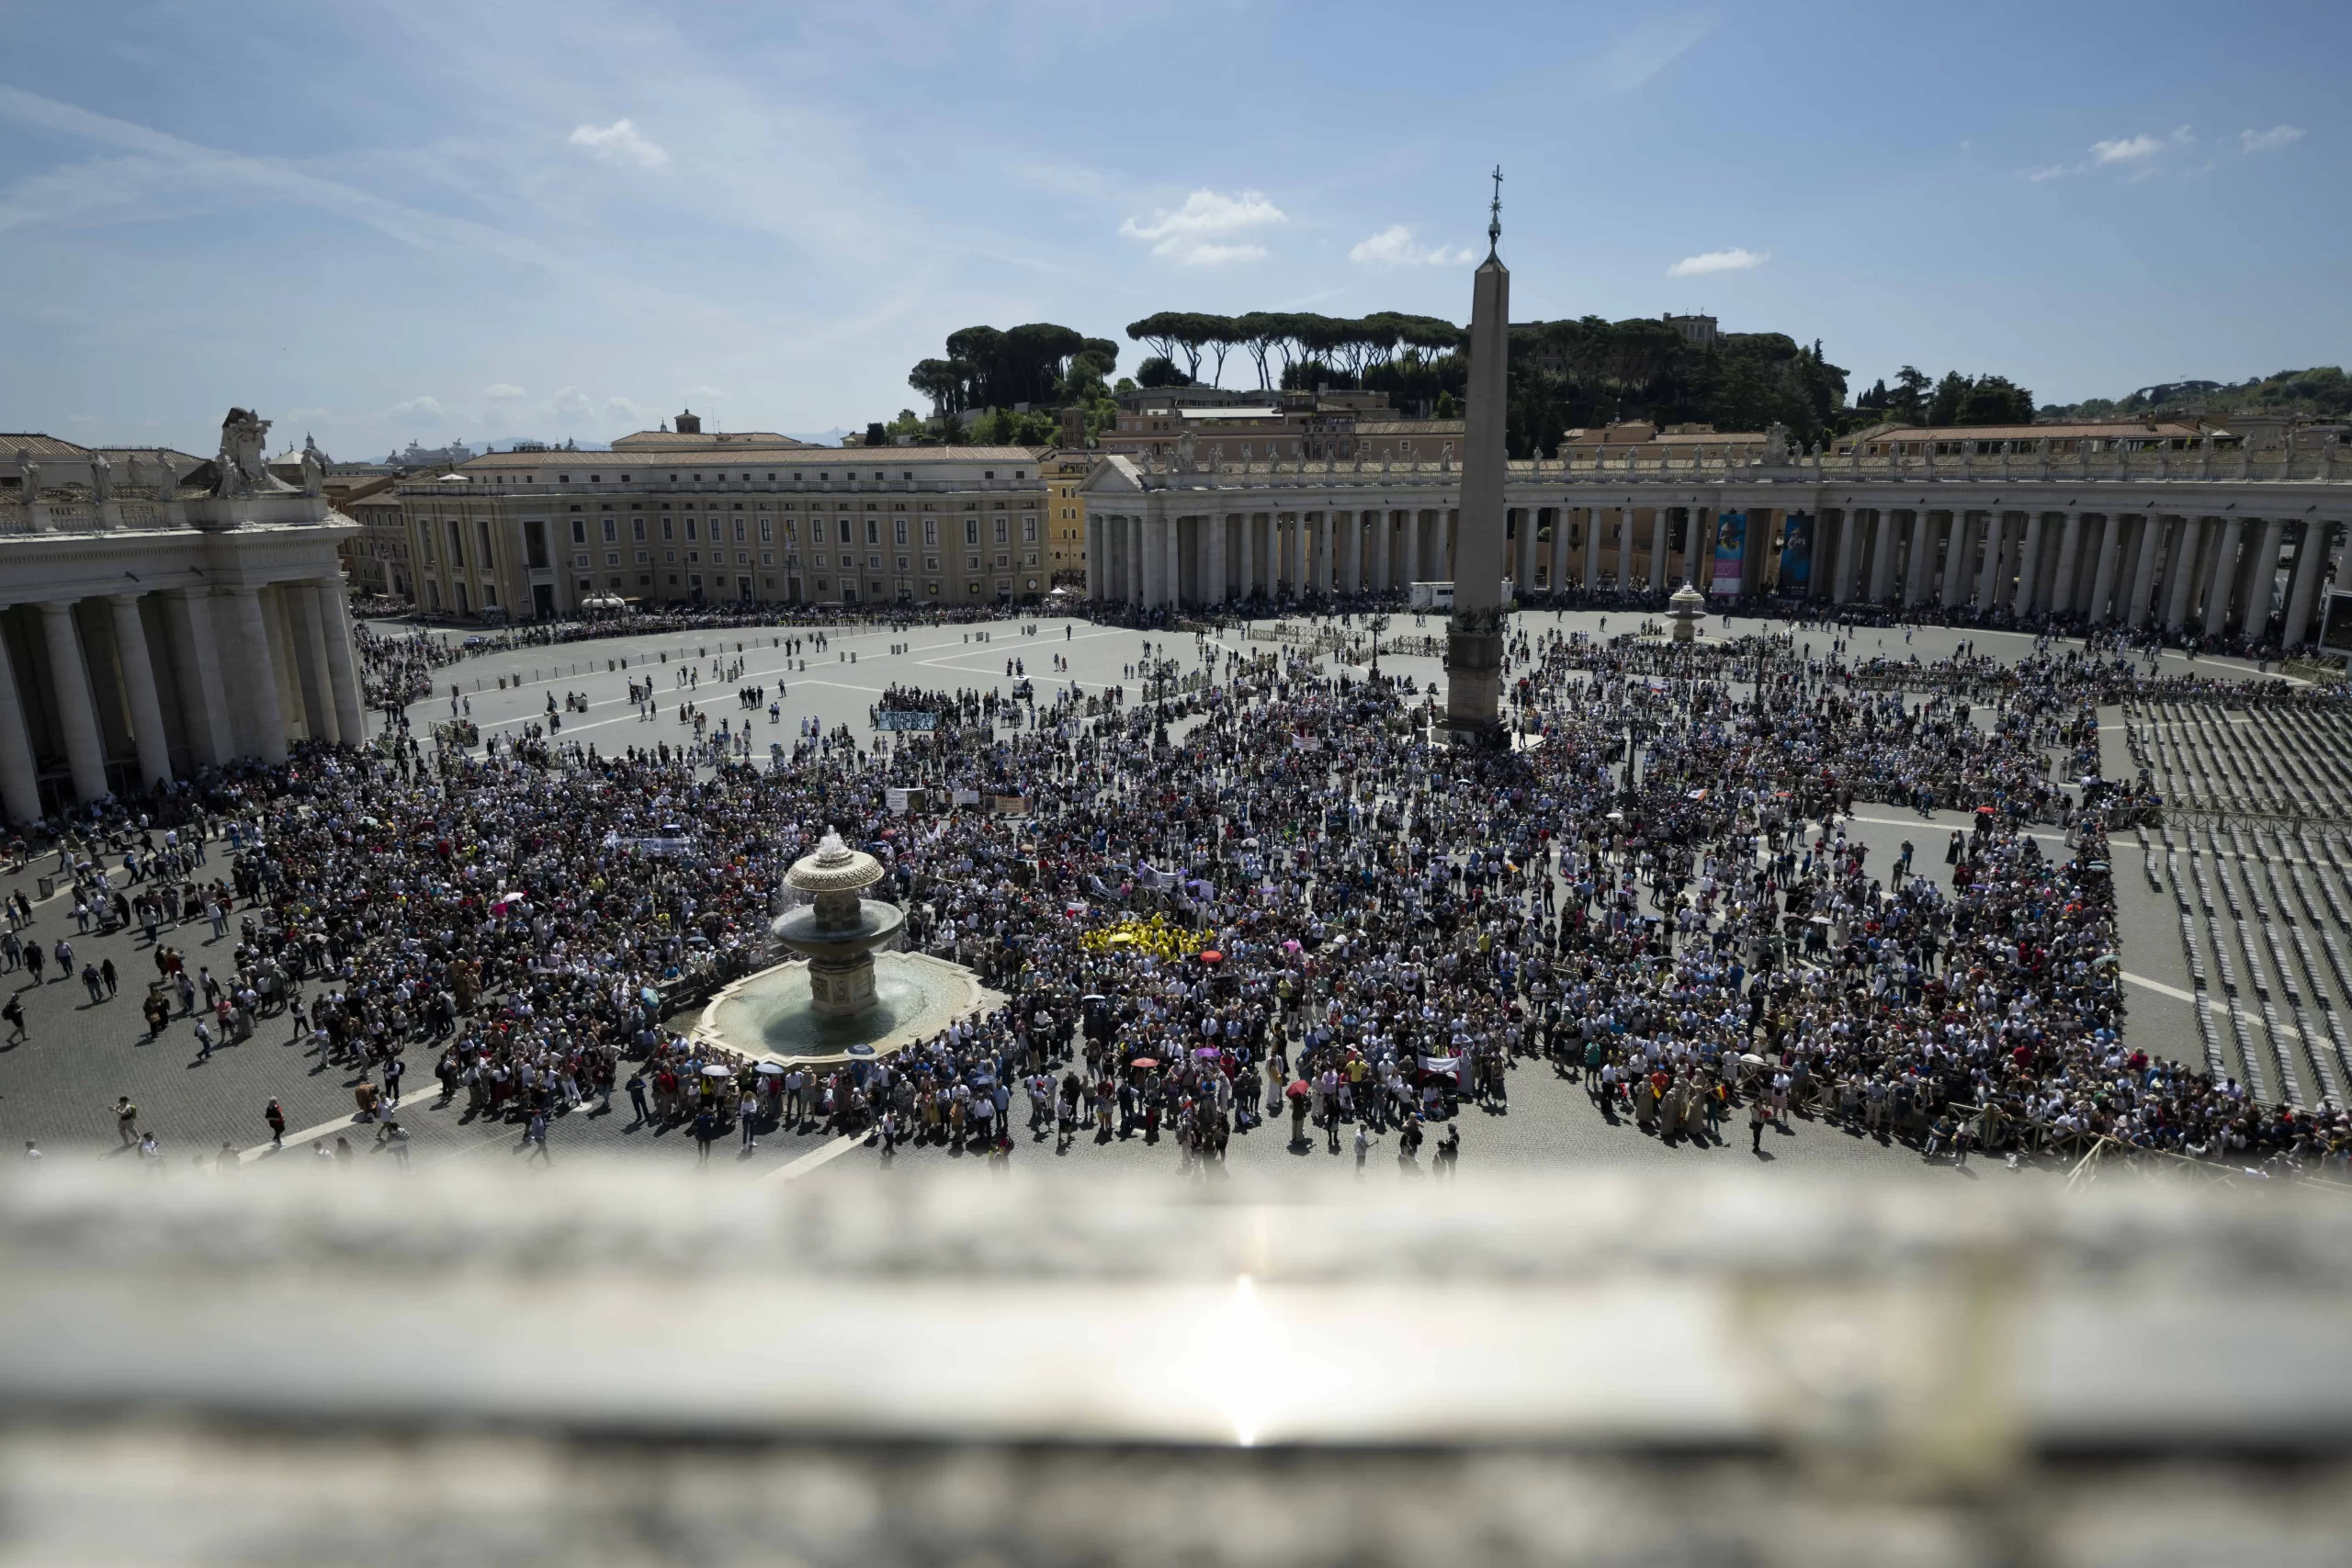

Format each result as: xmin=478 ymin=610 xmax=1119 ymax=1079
xmin=1710 ymin=511 xmax=1747 ymax=597
xmin=1777 ymin=512 xmax=1814 ymax=595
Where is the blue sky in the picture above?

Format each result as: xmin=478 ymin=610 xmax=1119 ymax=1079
xmin=2 ymin=0 xmax=2344 ymax=457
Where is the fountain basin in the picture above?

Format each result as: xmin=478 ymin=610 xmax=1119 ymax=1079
xmin=691 ymin=951 xmax=1000 ymax=1066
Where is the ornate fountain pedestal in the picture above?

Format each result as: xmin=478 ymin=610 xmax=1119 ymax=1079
xmin=773 ymin=831 xmax=904 ymax=1018
xmin=1668 ymin=581 xmax=1706 ymax=643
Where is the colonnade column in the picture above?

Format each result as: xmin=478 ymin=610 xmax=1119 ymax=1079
xmin=40 ymin=602 xmax=107 ymax=802
xmin=2282 ymin=522 xmax=2333 ymax=647
xmin=1831 ymin=511 xmax=1860 ymax=604
xmin=2086 ymin=517 xmax=2122 ymax=626
xmin=2125 ymin=518 xmax=2162 ymax=629
xmin=288 ymin=586 xmax=338 ymax=746
xmin=1085 ymin=517 xmax=1102 ymax=601
xmin=1865 ymin=512 xmax=1896 ymax=601
xmin=317 ymin=583 xmax=364 ymax=741
xmin=2050 ymin=513 xmax=2085 ymax=619
xmin=2245 ymin=518 xmax=2287 ymax=638
xmin=1648 ymin=508 xmax=1668 ymax=592
xmin=1399 ymin=512 xmax=1419 ymax=588
xmin=2164 ymin=518 xmax=2202 ymax=629
xmin=162 ymin=589 xmax=232 ymax=765
xmin=1204 ymin=515 xmax=1226 ymax=606
xmin=1167 ymin=514 xmax=1183 ymax=606
xmin=1973 ymin=514 xmax=2005 ymax=611
xmin=1896 ymin=511 xmax=1926 ymax=605
xmin=2200 ymin=518 xmax=2243 ymax=633
xmin=0 ymin=635 xmax=40 ymax=824
xmin=2012 ymin=513 xmax=2047 ymax=617
xmin=1583 ymin=506 xmax=1600 ymax=589
xmin=1127 ymin=517 xmax=1145 ymax=606
xmin=1939 ymin=513 xmax=1971 ymax=608
xmin=107 ymin=594 xmax=172 ymax=790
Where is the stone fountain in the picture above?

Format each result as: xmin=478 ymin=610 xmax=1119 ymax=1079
xmin=774 ymin=829 xmax=903 ymax=1017
xmin=1668 ymin=581 xmax=1707 ymax=643
xmin=689 ymin=828 xmax=996 ymax=1065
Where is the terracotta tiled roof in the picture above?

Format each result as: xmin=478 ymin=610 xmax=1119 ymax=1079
xmin=0 ymin=434 xmax=96 ymax=458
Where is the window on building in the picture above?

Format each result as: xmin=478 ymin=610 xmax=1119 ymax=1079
xmin=1023 ymin=518 xmax=1036 ymax=542
xmin=965 ymin=519 xmax=978 ymax=546
xmin=571 ymin=519 xmax=587 ymax=546
xmin=893 ymin=519 xmax=908 ymax=546
xmin=758 ymin=519 xmax=772 ymax=543
xmin=994 ymin=519 xmax=1008 ymax=545
xmin=602 ymin=518 xmax=617 ymax=543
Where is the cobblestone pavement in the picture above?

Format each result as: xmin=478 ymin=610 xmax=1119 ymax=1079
xmin=0 ymin=605 xmax=2261 ymax=1171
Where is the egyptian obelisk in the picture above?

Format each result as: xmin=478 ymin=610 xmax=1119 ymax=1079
xmin=1446 ymin=168 xmax=1510 ymax=746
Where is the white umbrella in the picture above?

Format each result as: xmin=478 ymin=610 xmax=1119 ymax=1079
xmin=753 ymin=1062 xmax=786 ymax=1077
xmin=701 ymin=1063 xmax=733 ymax=1078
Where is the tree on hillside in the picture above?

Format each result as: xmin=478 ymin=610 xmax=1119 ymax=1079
xmin=1956 ymin=374 xmax=2034 ymax=425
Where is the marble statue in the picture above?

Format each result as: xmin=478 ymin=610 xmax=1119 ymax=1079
xmin=89 ymin=452 xmax=112 ymax=502
xmin=212 ymin=407 xmax=292 ymax=498
xmin=15 ymin=451 xmax=40 ymax=501
xmin=300 ymin=444 xmax=323 ymax=497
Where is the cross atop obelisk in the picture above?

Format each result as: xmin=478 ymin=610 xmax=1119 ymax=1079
xmin=1447 ymin=167 xmax=1511 ymax=746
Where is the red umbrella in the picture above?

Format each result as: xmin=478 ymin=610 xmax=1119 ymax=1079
xmin=1198 ymin=950 xmax=1224 ymax=964
xmin=1129 ymin=1057 xmax=1159 ymax=1070
xmin=1285 ymin=1079 xmax=1311 ymax=1099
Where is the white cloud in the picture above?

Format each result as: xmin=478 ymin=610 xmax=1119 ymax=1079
xmin=1667 ymin=247 xmax=1765 ymax=277
xmin=605 ymin=396 xmax=645 ymax=424
xmin=1349 ymin=224 xmax=1475 ymax=266
xmin=1119 ymin=188 xmax=1283 ymax=264
xmin=681 ymin=385 xmax=729 ymax=400
xmin=567 ymin=118 xmax=670 ymax=169
xmin=2022 ymin=126 xmax=2194 ymax=182
xmin=550 ymin=386 xmax=595 ymax=422
xmin=2241 ymin=125 xmax=2305 ymax=154
xmin=391 ymin=396 xmax=450 ymax=423
xmin=483 ymin=383 xmax=526 ymax=400
xmin=2091 ymin=133 xmax=2163 ymax=164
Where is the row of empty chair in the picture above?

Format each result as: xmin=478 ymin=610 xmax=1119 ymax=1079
xmin=2127 ymin=703 xmax=2352 ymax=1108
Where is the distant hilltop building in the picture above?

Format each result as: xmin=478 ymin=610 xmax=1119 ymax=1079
xmin=385 ymin=437 xmax=475 ymax=468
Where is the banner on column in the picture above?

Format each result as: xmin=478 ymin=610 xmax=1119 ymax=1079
xmin=1776 ymin=512 xmax=1815 ymax=596
xmin=1710 ymin=511 xmax=1747 ymax=597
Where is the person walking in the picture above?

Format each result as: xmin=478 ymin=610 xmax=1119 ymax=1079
xmin=264 ymin=1099 xmax=286 ymax=1148
xmin=2 ymin=994 xmax=24 ymax=1045
xmin=523 ymin=1110 xmax=550 ymax=1164
xmin=626 ymin=1069 xmax=650 ymax=1127
xmin=113 ymin=1096 xmax=140 ymax=1145
xmin=1750 ymin=1093 xmax=1771 ymax=1154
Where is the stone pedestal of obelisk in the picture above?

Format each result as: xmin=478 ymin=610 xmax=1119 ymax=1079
xmin=1446 ymin=196 xmax=1510 ymax=747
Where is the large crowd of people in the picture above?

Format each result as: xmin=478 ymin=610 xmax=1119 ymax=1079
xmin=10 ymin=604 xmax=2352 ymax=1177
